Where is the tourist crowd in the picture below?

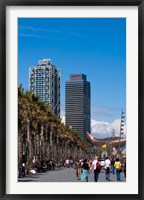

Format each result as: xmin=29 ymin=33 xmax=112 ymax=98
xmin=73 ymin=156 xmax=126 ymax=182
xmin=18 ymin=155 xmax=126 ymax=182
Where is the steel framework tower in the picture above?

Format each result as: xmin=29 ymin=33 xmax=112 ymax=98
xmin=29 ymin=59 xmax=60 ymax=117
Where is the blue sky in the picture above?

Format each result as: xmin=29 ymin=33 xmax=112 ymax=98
xmin=18 ymin=18 xmax=126 ymax=137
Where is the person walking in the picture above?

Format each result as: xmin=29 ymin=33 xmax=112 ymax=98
xmin=75 ymin=159 xmax=82 ymax=180
xmin=114 ymin=158 xmax=122 ymax=181
xmin=100 ymin=158 xmax=105 ymax=173
xmin=104 ymin=157 xmax=111 ymax=181
xmin=80 ymin=159 xmax=90 ymax=182
xmin=111 ymin=158 xmax=115 ymax=174
xmin=89 ymin=159 xmax=93 ymax=173
xmin=92 ymin=156 xmax=101 ymax=182
xmin=69 ymin=159 xmax=74 ymax=168
xmin=122 ymin=158 xmax=126 ymax=179
xmin=65 ymin=158 xmax=70 ymax=168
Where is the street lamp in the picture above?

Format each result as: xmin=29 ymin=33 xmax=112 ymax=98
xmin=56 ymin=135 xmax=59 ymax=164
xmin=40 ymin=125 xmax=44 ymax=161
xmin=26 ymin=119 xmax=30 ymax=167
xmin=50 ymin=130 xmax=52 ymax=160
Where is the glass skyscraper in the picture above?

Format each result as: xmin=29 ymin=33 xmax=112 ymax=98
xmin=65 ymin=74 xmax=91 ymax=143
xmin=29 ymin=59 xmax=60 ymax=117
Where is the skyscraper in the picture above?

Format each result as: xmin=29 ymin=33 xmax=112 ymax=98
xmin=29 ymin=59 xmax=60 ymax=117
xmin=65 ymin=74 xmax=90 ymax=143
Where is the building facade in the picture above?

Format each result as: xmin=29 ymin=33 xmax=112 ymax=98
xmin=29 ymin=59 xmax=60 ymax=117
xmin=65 ymin=74 xmax=91 ymax=143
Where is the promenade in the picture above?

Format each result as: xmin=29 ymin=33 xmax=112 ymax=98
xmin=18 ymin=167 xmax=126 ymax=182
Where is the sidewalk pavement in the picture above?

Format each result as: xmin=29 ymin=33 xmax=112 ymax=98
xmin=18 ymin=167 xmax=126 ymax=182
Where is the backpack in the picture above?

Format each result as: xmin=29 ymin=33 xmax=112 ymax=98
xmin=96 ymin=161 xmax=101 ymax=170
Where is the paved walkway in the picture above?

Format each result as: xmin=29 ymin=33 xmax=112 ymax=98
xmin=18 ymin=167 xmax=126 ymax=182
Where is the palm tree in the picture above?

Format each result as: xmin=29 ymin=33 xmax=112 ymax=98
xmin=18 ymin=85 xmax=90 ymax=169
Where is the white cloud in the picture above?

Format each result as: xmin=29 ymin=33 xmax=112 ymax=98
xmin=61 ymin=116 xmax=65 ymax=124
xmin=91 ymin=119 xmax=110 ymax=134
xmin=60 ymin=111 xmax=126 ymax=138
xmin=91 ymin=118 xmax=126 ymax=138
xmin=60 ymin=110 xmax=65 ymax=124
xmin=19 ymin=33 xmax=42 ymax=38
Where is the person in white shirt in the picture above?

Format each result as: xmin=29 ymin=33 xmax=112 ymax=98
xmin=65 ymin=159 xmax=69 ymax=168
xmin=92 ymin=156 xmax=101 ymax=182
xmin=104 ymin=157 xmax=111 ymax=181
xmin=29 ymin=169 xmax=36 ymax=175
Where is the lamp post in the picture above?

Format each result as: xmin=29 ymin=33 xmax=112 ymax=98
xmin=50 ymin=130 xmax=52 ymax=160
xmin=40 ymin=125 xmax=44 ymax=161
xmin=56 ymin=135 xmax=59 ymax=164
xmin=26 ymin=119 xmax=30 ymax=167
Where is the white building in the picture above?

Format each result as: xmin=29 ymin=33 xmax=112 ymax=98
xmin=29 ymin=59 xmax=60 ymax=117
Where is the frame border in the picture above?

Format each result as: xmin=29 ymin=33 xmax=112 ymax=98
xmin=0 ymin=0 xmax=144 ymax=199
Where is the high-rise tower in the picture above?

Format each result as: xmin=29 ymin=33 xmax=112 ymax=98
xmin=65 ymin=74 xmax=90 ymax=142
xmin=29 ymin=59 xmax=60 ymax=117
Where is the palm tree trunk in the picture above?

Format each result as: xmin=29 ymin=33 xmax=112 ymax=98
xmin=18 ymin=131 xmax=23 ymax=165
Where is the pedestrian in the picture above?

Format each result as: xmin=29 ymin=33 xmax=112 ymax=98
xmin=114 ymin=158 xmax=122 ymax=181
xmin=22 ymin=163 xmax=26 ymax=176
xmin=92 ymin=156 xmax=101 ymax=182
xmin=69 ymin=159 xmax=74 ymax=168
xmin=49 ymin=160 xmax=53 ymax=170
xmin=111 ymin=157 xmax=115 ymax=174
xmin=100 ymin=158 xmax=105 ymax=173
xmin=18 ymin=164 xmax=23 ymax=178
xmin=80 ymin=159 xmax=90 ymax=182
xmin=29 ymin=168 xmax=36 ymax=176
xmin=75 ymin=159 xmax=82 ymax=180
xmin=80 ymin=158 xmax=84 ymax=167
xmin=122 ymin=158 xmax=126 ymax=178
xmin=65 ymin=158 xmax=70 ymax=168
xmin=104 ymin=157 xmax=111 ymax=181
xmin=89 ymin=158 xmax=93 ymax=173
xmin=52 ymin=160 xmax=55 ymax=170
